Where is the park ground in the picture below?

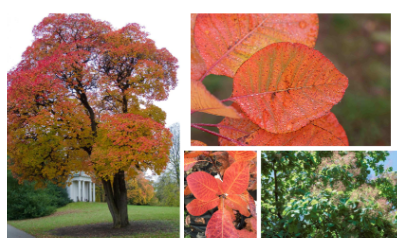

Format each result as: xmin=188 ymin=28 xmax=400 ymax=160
xmin=7 ymin=202 xmax=179 ymax=238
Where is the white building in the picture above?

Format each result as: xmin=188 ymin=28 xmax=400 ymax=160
xmin=66 ymin=171 xmax=96 ymax=202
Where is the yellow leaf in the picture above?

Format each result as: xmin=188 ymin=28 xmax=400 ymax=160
xmin=191 ymin=80 xmax=240 ymax=119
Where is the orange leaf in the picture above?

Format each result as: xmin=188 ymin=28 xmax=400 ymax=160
xmin=245 ymin=217 xmax=257 ymax=232
xmin=184 ymin=151 xmax=203 ymax=158
xmin=186 ymin=197 xmax=219 ymax=216
xmin=238 ymin=228 xmax=257 ymax=238
xmin=233 ymin=42 xmax=348 ymax=134
xmin=246 ymin=112 xmax=349 ymax=146
xmin=248 ymin=160 xmax=257 ymax=191
xmin=194 ymin=14 xmax=319 ymax=78
xmin=191 ymin=140 xmax=207 ymax=146
xmin=187 ymin=171 xmax=221 ymax=201
xmin=222 ymin=161 xmax=250 ymax=195
xmin=206 ymin=209 xmax=239 ymax=238
xmin=184 ymin=185 xmax=192 ymax=196
xmin=228 ymin=151 xmax=257 ymax=161
xmin=191 ymin=14 xmax=207 ymax=81
xmin=239 ymin=191 xmax=257 ymax=216
xmin=225 ymin=194 xmax=250 ymax=217
xmin=184 ymin=158 xmax=200 ymax=172
xmin=191 ymin=79 xmax=240 ymax=118
xmin=218 ymin=103 xmax=260 ymax=146
xmin=215 ymin=178 xmax=224 ymax=194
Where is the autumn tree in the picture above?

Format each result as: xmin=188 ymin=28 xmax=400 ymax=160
xmin=261 ymin=151 xmax=397 ymax=238
xmin=7 ymin=14 xmax=178 ymax=228
xmin=126 ymin=171 xmax=155 ymax=205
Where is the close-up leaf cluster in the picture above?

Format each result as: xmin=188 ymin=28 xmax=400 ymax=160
xmin=261 ymin=151 xmax=397 ymax=238
xmin=191 ymin=14 xmax=353 ymax=146
xmin=184 ymin=151 xmax=257 ymax=238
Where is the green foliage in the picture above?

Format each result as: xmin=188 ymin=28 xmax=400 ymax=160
xmin=152 ymin=123 xmax=180 ymax=207
xmin=7 ymin=170 xmax=71 ymax=220
xmin=261 ymin=151 xmax=396 ymax=238
xmin=154 ymin=172 xmax=180 ymax=207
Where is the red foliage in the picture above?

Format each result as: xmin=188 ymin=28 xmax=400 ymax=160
xmin=191 ymin=14 xmax=349 ymax=146
xmin=185 ymin=151 xmax=257 ymax=238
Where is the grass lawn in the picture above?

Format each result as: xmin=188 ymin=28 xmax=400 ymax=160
xmin=8 ymin=202 xmax=180 ymax=238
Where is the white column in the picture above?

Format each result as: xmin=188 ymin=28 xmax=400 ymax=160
xmin=70 ymin=182 xmax=74 ymax=201
xmin=93 ymin=182 xmax=96 ymax=202
xmin=81 ymin=181 xmax=84 ymax=201
xmin=91 ymin=182 xmax=93 ymax=202
xmin=88 ymin=181 xmax=91 ymax=202
xmin=80 ymin=180 xmax=83 ymax=201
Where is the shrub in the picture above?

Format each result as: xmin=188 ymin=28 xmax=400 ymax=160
xmin=7 ymin=170 xmax=71 ymax=220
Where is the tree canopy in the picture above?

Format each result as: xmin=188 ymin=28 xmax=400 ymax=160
xmin=7 ymin=13 xmax=178 ymax=228
xmin=261 ymin=151 xmax=397 ymax=238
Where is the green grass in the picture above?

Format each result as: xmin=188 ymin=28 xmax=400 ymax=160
xmin=8 ymin=202 xmax=179 ymax=238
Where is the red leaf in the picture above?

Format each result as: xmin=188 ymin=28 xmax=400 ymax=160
xmin=191 ymin=14 xmax=207 ymax=81
xmin=216 ymin=178 xmax=224 ymax=194
xmin=246 ymin=112 xmax=349 ymax=146
xmin=187 ymin=171 xmax=221 ymax=201
xmin=238 ymin=228 xmax=257 ymax=238
xmin=184 ymin=185 xmax=192 ymax=196
xmin=228 ymin=151 xmax=257 ymax=162
xmin=184 ymin=151 xmax=204 ymax=158
xmin=218 ymin=103 xmax=260 ymax=146
xmin=194 ymin=14 xmax=319 ymax=78
xmin=184 ymin=158 xmax=200 ymax=172
xmin=222 ymin=161 xmax=250 ymax=195
xmin=233 ymin=42 xmax=348 ymax=134
xmin=191 ymin=140 xmax=207 ymax=146
xmin=186 ymin=197 xmax=219 ymax=216
xmin=206 ymin=209 xmax=239 ymax=238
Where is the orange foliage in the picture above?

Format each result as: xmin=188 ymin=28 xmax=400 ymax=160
xmin=7 ymin=14 xmax=178 ymax=188
xmin=91 ymin=113 xmax=172 ymax=180
xmin=127 ymin=170 xmax=155 ymax=205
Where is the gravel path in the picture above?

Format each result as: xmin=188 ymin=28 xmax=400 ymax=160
xmin=7 ymin=224 xmax=35 ymax=238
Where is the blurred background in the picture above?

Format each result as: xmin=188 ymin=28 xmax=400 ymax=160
xmin=191 ymin=14 xmax=391 ymax=146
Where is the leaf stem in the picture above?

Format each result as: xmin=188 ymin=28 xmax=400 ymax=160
xmin=191 ymin=124 xmax=246 ymax=146
xmin=193 ymin=123 xmax=249 ymax=135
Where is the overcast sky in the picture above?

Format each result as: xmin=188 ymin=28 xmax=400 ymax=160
xmin=4 ymin=10 xmax=189 ymax=128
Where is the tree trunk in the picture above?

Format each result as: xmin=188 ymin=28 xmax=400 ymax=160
xmin=102 ymin=170 xmax=130 ymax=228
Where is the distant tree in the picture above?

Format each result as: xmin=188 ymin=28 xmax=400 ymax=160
xmin=7 ymin=14 xmax=178 ymax=228
xmin=168 ymin=123 xmax=180 ymax=184
xmin=261 ymin=151 xmax=397 ymax=238
xmin=127 ymin=170 xmax=155 ymax=205
xmin=154 ymin=171 xmax=179 ymax=207
xmin=153 ymin=123 xmax=180 ymax=206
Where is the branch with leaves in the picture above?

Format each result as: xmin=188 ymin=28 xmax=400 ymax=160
xmin=191 ymin=14 xmax=348 ymax=146
xmin=184 ymin=151 xmax=257 ymax=238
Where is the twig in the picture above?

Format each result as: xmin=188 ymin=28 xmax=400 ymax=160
xmin=191 ymin=124 xmax=246 ymax=146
